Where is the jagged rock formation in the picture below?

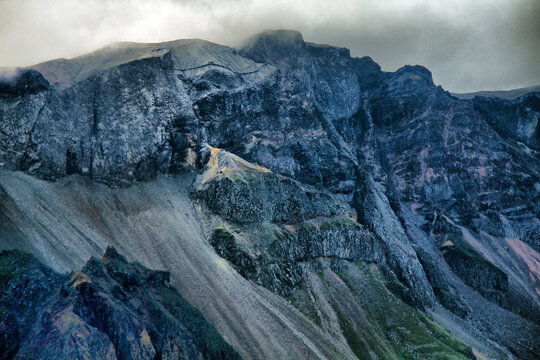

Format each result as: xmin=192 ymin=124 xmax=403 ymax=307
xmin=441 ymin=234 xmax=508 ymax=298
xmin=0 ymin=249 xmax=66 ymax=359
xmin=0 ymin=248 xmax=240 ymax=360
xmin=195 ymin=145 xmax=343 ymax=224
xmin=195 ymin=146 xmax=431 ymax=307
xmin=1 ymin=29 xmax=540 ymax=359
xmin=472 ymin=93 xmax=540 ymax=151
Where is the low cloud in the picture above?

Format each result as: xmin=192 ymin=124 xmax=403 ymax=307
xmin=0 ymin=67 xmax=19 ymax=81
xmin=0 ymin=0 xmax=538 ymax=92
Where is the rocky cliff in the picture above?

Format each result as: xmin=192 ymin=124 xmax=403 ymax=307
xmin=0 ymin=247 xmax=240 ymax=360
xmin=1 ymin=29 xmax=539 ymax=359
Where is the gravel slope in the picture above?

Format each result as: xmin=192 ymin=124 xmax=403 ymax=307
xmin=0 ymin=170 xmax=355 ymax=360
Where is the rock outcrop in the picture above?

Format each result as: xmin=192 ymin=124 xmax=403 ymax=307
xmin=196 ymin=148 xmax=434 ymax=307
xmin=0 ymin=248 xmax=240 ymax=360
xmin=0 ymin=249 xmax=66 ymax=359
xmin=195 ymin=145 xmax=343 ymax=224
xmin=472 ymin=93 xmax=540 ymax=151
xmin=441 ymin=234 xmax=508 ymax=302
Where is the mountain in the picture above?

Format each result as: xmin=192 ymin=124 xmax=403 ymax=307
xmin=452 ymin=85 xmax=540 ymax=100
xmin=0 ymin=29 xmax=539 ymax=359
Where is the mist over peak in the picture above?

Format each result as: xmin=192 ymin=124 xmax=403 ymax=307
xmin=1 ymin=0 xmax=539 ymax=92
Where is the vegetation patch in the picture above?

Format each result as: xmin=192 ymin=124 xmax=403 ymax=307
xmin=442 ymin=233 xmax=508 ymax=296
xmin=210 ymin=227 xmax=257 ymax=278
xmin=329 ymin=261 xmax=476 ymax=360
xmin=320 ymin=216 xmax=362 ymax=231
xmin=285 ymin=287 xmax=322 ymax=327
xmin=0 ymin=249 xmax=33 ymax=282
xmin=333 ymin=304 xmax=374 ymax=359
xmin=378 ymin=264 xmax=417 ymax=307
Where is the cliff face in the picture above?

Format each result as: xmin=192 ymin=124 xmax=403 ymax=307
xmin=1 ymin=30 xmax=539 ymax=359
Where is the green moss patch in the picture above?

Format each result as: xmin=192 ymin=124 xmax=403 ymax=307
xmin=0 ymin=249 xmax=34 ymax=282
xmin=285 ymin=287 xmax=322 ymax=327
xmin=442 ymin=233 xmax=508 ymax=295
xmin=320 ymin=216 xmax=362 ymax=231
xmin=210 ymin=227 xmax=257 ymax=278
xmin=331 ymin=262 xmax=474 ymax=360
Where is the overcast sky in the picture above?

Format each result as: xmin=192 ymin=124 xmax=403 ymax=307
xmin=0 ymin=0 xmax=538 ymax=92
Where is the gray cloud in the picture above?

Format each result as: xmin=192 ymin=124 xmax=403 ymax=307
xmin=0 ymin=0 xmax=538 ymax=92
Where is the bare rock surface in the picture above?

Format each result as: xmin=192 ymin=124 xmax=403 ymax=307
xmin=1 ymin=29 xmax=540 ymax=359
xmin=0 ymin=247 xmax=240 ymax=360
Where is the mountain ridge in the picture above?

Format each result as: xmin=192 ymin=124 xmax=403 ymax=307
xmin=452 ymin=84 xmax=540 ymax=100
xmin=1 ymin=29 xmax=539 ymax=359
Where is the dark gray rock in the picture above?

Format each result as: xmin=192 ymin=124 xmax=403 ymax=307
xmin=414 ymin=246 xmax=470 ymax=318
xmin=472 ymin=92 xmax=540 ymax=151
xmin=0 ymin=69 xmax=50 ymax=97
xmin=441 ymin=234 xmax=508 ymax=300
xmin=207 ymin=218 xmax=385 ymax=297
xmin=354 ymin=173 xmax=436 ymax=306
xmin=1 ymin=248 xmax=240 ymax=360
xmin=0 ymin=250 xmax=66 ymax=360
xmin=198 ymin=170 xmax=341 ymax=224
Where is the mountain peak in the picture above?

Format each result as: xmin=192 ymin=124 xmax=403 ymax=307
xmin=242 ymin=29 xmax=304 ymax=46
xmin=395 ymin=64 xmax=433 ymax=83
xmin=239 ymin=29 xmax=306 ymax=64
